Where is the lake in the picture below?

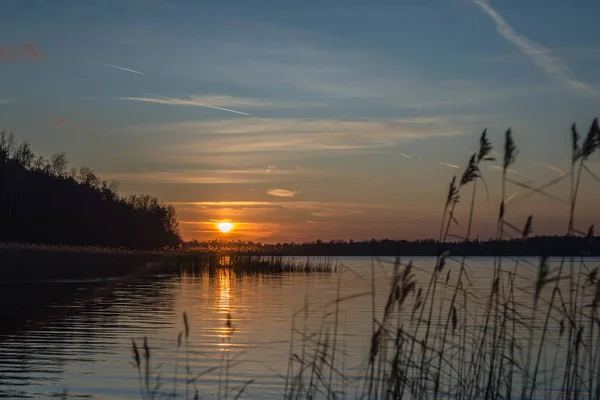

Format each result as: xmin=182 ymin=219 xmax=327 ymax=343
xmin=0 ymin=256 xmax=597 ymax=399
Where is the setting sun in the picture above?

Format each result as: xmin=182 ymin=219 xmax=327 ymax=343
xmin=217 ymin=222 xmax=234 ymax=233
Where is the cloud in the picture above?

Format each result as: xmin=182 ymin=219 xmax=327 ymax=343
xmin=119 ymin=94 xmax=319 ymax=110
xmin=112 ymin=20 xmax=566 ymax=112
xmin=123 ymin=114 xmax=490 ymax=156
xmin=173 ymin=201 xmax=273 ymax=207
xmin=473 ymin=0 xmax=598 ymax=97
xmin=310 ymin=210 xmax=366 ymax=217
xmin=477 ymin=47 xmax=600 ymax=65
xmin=0 ymin=98 xmax=13 ymax=104
xmin=409 ymin=213 xmax=438 ymax=221
xmin=0 ymin=42 xmax=46 ymax=62
xmin=173 ymin=200 xmax=425 ymax=213
xmin=102 ymin=169 xmax=299 ymax=184
xmin=489 ymin=164 xmax=517 ymax=174
xmin=188 ymin=35 xmax=565 ymax=110
xmin=267 ymin=189 xmax=299 ymax=197
xmin=437 ymin=161 xmax=460 ymax=169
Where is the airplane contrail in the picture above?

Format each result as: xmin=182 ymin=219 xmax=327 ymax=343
xmin=545 ymin=163 xmax=568 ymax=177
xmin=472 ymin=0 xmax=598 ymax=96
xmin=437 ymin=161 xmax=460 ymax=169
xmin=410 ymin=213 xmax=437 ymax=220
xmin=505 ymin=192 xmax=518 ymax=203
xmin=137 ymin=92 xmax=253 ymax=116
xmin=73 ymin=76 xmax=252 ymax=116
xmin=92 ymin=61 xmax=146 ymax=75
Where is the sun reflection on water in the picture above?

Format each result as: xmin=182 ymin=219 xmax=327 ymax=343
xmin=217 ymin=268 xmax=235 ymax=347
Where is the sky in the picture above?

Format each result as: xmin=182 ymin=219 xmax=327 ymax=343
xmin=1 ymin=0 xmax=600 ymax=243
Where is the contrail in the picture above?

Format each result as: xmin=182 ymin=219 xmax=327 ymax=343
xmin=73 ymin=72 xmax=252 ymax=116
xmin=472 ymin=0 xmax=598 ymax=96
xmin=137 ymin=92 xmax=252 ymax=116
xmin=93 ymin=61 xmax=146 ymax=75
xmin=437 ymin=161 xmax=460 ymax=169
xmin=545 ymin=163 xmax=568 ymax=177
xmin=410 ymin=213 xmax=437 ymax=220
xmin=505 ymin=192 xmax=518 ymax=203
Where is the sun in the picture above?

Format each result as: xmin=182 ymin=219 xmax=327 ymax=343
xmin=217 ymin=222 xmax=234 ymax=233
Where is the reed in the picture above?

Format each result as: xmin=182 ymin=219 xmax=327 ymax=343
xmin=281 ymin=117 xmax=600 ymax=400
xmin=0 ymin=242 xmax=334 ymax=280
xmin=131 ymin=117 xmax=600 ymax=399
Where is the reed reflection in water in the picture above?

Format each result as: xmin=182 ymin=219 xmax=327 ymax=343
xmin=0 ymin=256 xmax=595 ymax=399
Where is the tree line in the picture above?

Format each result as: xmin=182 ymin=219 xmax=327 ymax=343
xmin=0 ymin=131 xmax=181 ymax=249
xmin=185 ymin=236 xmax=599 ymax=257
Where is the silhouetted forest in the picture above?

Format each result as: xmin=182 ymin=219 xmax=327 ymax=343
xmin=0 ymin=131 xmax=181 ymax=249
xmin=186 ymin=235 xmax=600 ymax=257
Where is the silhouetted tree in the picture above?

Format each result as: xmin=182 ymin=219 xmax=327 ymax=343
xmin=0 ymin=131 xmax=181 ymax=249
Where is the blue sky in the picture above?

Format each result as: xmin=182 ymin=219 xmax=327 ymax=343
xmin=1 ymin=0 xmax=600 ymax=242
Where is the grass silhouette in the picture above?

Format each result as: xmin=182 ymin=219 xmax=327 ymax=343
xmin=0 ymin=243 xmax=334 ymax=281
xmin=127 ymin=117 xmax=598 ymax=399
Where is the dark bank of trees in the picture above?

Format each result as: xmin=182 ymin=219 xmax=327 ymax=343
xmin=186 ymin=236 xmax=600 ymax=257
xmin=0 ymin=131 xmax=181 ymax=249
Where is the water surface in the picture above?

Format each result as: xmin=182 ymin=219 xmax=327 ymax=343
xmin=0 ymin=256 xmax=595 ymax=399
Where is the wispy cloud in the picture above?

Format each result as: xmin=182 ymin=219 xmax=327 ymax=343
xmin=120 ymin=92 xmax=252 ymax=116
xmin=0 ymin=42 xmax=45 ymax=62
xmin=267 ymin=189 xmax=299 ymax=197
xmin=437 ymin=161 xmax=460 ymax=169
xmin=489 ymin=164 xmax=518 ymax=174
xmin=400 ymin=153 xmax=412 ymax=159
xmin=310 ymin=209 xmax=366 ymax=218
xmin=409 ymin=213 xmax=438 ymax=220
xmin=173 ymin=200 xmax=426 ymax=212
xmin=473 ymin=0 xmax=598 ymax=96
xmin=173 ymin=201 xmax=274 ymax=207
xmin=120 ymin=94 xmax=319 ymax=110
xmin=477 ymin=47 xmax=600 ymax=65
xmin=123 ymin=114 xmax=489 ymax=156
xmin=0 ymin=98 xmax=13 ymax=104
xmin=92 ymin=61 xmax=145 ymax=75
xmin=102 ymin=169 xmax=300 ymax=184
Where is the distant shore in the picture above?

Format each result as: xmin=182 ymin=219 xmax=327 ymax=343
xmin=184 ymin=235 xmax=600 ymax=258
xmin=0 ymin=242 xmax=333 ymax=281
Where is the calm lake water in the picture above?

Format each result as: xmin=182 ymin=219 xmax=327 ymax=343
xmin=0 ymin=256 xmax=597 ymax=399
